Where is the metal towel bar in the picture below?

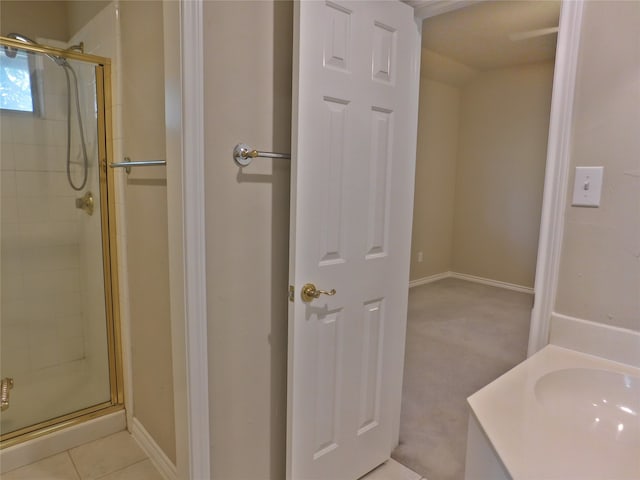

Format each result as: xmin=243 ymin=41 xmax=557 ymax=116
xmin=233 ymin=143 xmax=291 ymax=167
xmin=110 ymin=157 xmax=166 ymax=174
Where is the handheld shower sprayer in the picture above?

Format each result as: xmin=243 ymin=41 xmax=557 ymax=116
xmin=3 ymin=33 xmax=88 ymax=191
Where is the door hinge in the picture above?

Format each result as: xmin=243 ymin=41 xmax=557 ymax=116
xmin=289 ymin=285 xmax=295 ymax=303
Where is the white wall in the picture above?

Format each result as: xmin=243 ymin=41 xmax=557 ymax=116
xmin=410 ymin=78 xmax=460 ymax=280
xmin=203 ymin=2 xmax=292 ymax=479
xmin=410 ymin=62 xmax=554 ymax=288
xmin=118 ymin=0 xmax=176 ymax=463
xmin=0 ymin=1 xmax=109 ymax=42
xmin=452 ymin=62 xmax=554 ymax=288
xmin=554 ymin=1 xmax=640 ymax=333
xmin=0 ymin=1 xmax=69 ymax=41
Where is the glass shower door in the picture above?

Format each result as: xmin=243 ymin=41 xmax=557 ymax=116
xmin=0 ymin=42 xmax=119 ymax=444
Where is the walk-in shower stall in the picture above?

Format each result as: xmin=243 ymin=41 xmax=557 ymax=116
xmin=0 ymin=35 xmax=122 ymax=448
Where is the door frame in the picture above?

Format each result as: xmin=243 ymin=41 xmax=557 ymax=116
xmin=174 ymin=0 xmax=585 ymax=478
xmin=526 ymin=0 xmax=584 ymax=355
xmin=412 ymin=0 xmax=585 ymax=357
xmin=165 ymin=1 xmax=210 ymax=479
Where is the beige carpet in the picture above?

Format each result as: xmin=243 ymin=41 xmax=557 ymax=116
xmin=392 ymin=277 xmax=532 ymax=480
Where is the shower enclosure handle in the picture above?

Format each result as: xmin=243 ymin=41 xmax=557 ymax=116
xmin=1 ymin=378 xmax=14 ymax=411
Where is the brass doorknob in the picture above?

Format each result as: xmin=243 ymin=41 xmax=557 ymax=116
xmin=301 ymin=283 xmax=336 ymax=303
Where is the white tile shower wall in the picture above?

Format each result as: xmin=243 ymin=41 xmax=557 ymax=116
xmin=1 ymin=51 xmax=86 ymax=376
xmin=68 ymin=1 xmax=123 ymax=382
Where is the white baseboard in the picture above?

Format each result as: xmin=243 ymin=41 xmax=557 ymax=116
xmin=0 ymin=410 xmax=126 ymax=474
xmin=130 ymin=418 xmax=177 ymax=480
xmin=409 ymin=272 xmax=450 ymax=288
xmin=549 ymin=312 xmax=640 ymax=368
xmin=449 ymin=272 xmax=534 ymax=294
xmin=409 ymin=271 xmax=534 ymax=295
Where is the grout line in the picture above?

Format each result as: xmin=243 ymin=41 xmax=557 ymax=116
xmin=66 ymin=450 xmax=83 ymax=480
xmin=93 ymin=457 xmax=149 ymax=480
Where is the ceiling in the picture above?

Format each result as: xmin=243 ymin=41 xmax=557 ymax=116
xmin=419 ymin=1 xmax=561 ymax=71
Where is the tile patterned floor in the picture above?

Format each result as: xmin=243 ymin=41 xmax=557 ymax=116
xmin=1 ymin=431 xmax=425 ymax=480
xmin=1 ymin=431 xmax=162 ymax=480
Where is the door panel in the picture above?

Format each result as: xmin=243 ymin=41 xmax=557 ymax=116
xmin=288 ymin=2 xmax=420 ymax=479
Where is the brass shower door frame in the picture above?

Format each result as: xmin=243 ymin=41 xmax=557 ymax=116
xmin=0 ymin=38 xmax=124 ymax=448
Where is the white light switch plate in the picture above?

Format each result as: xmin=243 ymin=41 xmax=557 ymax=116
xmin=572 ymin=166 xmax=604 ymax=207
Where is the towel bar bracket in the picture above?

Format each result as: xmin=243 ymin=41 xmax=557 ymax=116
xmin=233 ymin=143 xmax=291 ymax=167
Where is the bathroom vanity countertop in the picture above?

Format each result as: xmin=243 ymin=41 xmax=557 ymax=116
xmin=467 ymin=345 xmax=640 ymax=480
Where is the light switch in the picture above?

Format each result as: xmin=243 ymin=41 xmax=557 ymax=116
xmin=572 ymin=166 xmax=604 ymax=207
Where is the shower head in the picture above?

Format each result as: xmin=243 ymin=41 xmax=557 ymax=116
xmin=3 ymin=33 xmax=37 ymax=58
xmin=3 ymin=32 xmax=68 ymax=66
xmin=6 ymin=32 xmax=38 ymax=45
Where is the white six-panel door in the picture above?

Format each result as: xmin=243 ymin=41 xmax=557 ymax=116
xmin=287 ymin=2 xmax=420 ymax=479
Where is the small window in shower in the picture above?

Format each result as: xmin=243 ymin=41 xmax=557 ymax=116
xmin=0 ymin=49 xmax=39 ymax=113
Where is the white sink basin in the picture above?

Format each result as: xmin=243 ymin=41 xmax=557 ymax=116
xmin=535 ymin=368 xmax=640 ymax=444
